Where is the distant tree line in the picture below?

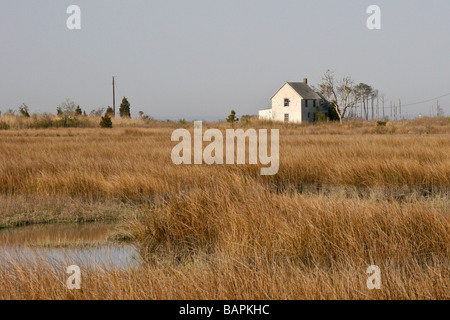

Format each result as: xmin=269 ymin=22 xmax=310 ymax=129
xmin=317 ymin=70 xmax=384 ymax=123
xmin=0 ymin=96 xmax=137 ymax=129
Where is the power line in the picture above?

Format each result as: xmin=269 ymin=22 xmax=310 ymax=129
xmin=400 ymin=92 xmax=450 ymax=108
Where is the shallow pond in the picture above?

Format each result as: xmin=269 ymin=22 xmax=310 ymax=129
xmin=0 ymin=222 xmax=140 ymax=270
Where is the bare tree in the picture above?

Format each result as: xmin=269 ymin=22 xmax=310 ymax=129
xmin=377 ymin=95 xmax=380 ymax=121
xmin=436 ymin=100 xmax=444 ymax=117
xmin=57 ymin=99 xmax=78 ymax=117
xmin=90 ymin=107 xmax=105 ymax=117
xmin=355 ymin=83 xmax=375 ymax=120
xmin=371 ymin=89 xmax=378 ymax=120
xmin=318 ymin=70 xmax=358 ymax=124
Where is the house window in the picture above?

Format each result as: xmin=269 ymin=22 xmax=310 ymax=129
xmin=313 ymin=100 xmax=316 ymax=108
xmin=284 ymin=99 xmax=290 ymax=107
xmin=308 ymin=112 xmax=310 ymax=119
xmin=284 ymin=113 xmax=289 ymax=122
xmin=304 ymin=100 xmax=308 ymax=108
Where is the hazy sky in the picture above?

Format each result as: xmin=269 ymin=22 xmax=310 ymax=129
xmin=1 ymin=0 xmax=449 ymax=120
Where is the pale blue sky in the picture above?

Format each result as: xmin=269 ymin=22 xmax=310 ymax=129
xmin=1 ymin=0 xmax=449 ymax=120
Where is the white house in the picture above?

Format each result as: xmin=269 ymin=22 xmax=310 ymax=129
xmin=258 ymin=108 xmax=272 ymax=120
xmin=259 ymin=79 xmax=329 ymax=123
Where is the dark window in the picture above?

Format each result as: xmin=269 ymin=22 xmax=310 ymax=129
xmin=313 ymin=100 xmax=316 ymax=108
xmin=304 ymin=100 xmax=308 ymax=108
xmin=284 ymin=113 xmax=289 ymax=122
xmin=308 ymin=112 xmax=310 ymax=119
xmin=284 ymin=99 xmax=290 ymax=107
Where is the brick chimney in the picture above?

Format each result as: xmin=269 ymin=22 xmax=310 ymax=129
xmin=303 ymin=78 xmax=308 ymax=84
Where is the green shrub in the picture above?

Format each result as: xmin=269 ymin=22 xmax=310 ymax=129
xmin=100 ymin=114 xmax=113 ymax=128
xmin=29 ymin=114 xmax=54 ymax=129
xmin=56 ymin=117 xmax=81 ymax=128
xmin=0 ymin=121 xmax=10 ymax=130
xmin=317 ymin=113 xmax=328 ymax=122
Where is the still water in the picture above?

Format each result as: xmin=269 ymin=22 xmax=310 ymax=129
xmin=0 ymin=222 xmax=140 ymax=270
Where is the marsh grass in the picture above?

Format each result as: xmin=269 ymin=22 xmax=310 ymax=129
xmin=0 ymin=246 xmax=447 ymax=299
xmin=0 ymin=222 xmax=117 ymax=247
xmin=0 ymin=118 xmax=448 ymax=299
xmin=0 ymin=123 xmax=448 ymax=202
xmin=0 ymin=195 xmax=139 ymax=229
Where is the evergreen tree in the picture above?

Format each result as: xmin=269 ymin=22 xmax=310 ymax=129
xmin=328 ymin=103 xmax=340 ymax=121
xmin=106 ymin=106 xmax=114 ymax=117
xmin=119 ymin=97 xmax=131 ymax=118
xmin=100 ymin=112 xmax=113 ymax=128
xmin=226 ymin=110 xmax=239 ymax=125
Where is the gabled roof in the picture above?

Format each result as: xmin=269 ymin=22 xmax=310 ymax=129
xmin=315 ymin=91 xmax=329 ymax=102
xmin=271 ymin=82 xmax=322 ymax=100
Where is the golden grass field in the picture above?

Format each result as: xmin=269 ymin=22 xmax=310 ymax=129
xmin=0 ymin=116 xmax=449 ymax=299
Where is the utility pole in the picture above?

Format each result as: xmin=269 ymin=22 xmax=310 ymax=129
xmin=112 ymin=76 xmax=116 ymax=117
xmin=399 ymin=99 xmax=402 ymax=120
xmin=394 ymin=101 xmax=397 ymax=120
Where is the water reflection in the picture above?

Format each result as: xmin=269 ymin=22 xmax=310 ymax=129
xmin=0 ymin=222 xmax=139 ymax=270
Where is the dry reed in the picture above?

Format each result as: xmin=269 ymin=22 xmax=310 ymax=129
xmin=0 ymin=118 xmax=448 ymax=299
